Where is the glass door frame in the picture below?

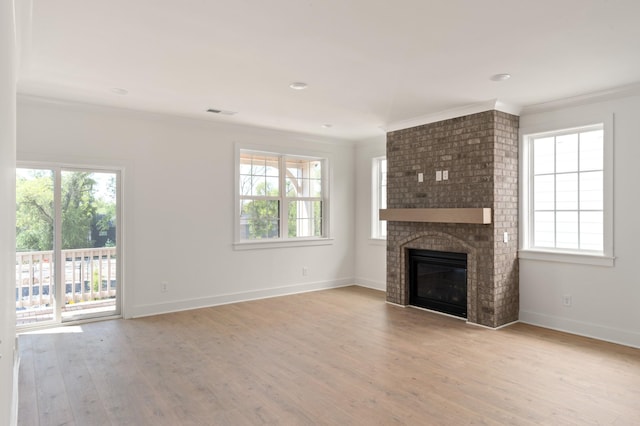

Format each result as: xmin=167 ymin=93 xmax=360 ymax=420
xmin=16 ymin=162 xmax=123 ymax=328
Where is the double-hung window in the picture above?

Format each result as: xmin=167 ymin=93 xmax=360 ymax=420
xmin=238 ymin=149 xmax=326 ymax=243
xmin=371 ymin=156 xmax=387 ymax=239
xmin=521 ymin=121 xmax=613 ymax=265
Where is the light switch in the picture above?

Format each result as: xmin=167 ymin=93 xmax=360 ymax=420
xmin=503 ymin=232 xmax=509 ymax=243
xmin=418 ymin=172 xmax=424 ymax=182
xmin=436 ymin=170 xmax=442 ymax=181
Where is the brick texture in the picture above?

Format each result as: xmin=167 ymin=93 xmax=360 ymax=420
xmin=385 ymin=110 xmax=519 ymax=328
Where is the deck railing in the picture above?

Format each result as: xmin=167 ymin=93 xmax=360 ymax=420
xmin=16 ymin=247 xmax=117 ymax=309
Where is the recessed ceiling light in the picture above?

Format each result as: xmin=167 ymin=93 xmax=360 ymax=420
xmin=490 ymin=73 xmax=511 ymax=82
xmin=289 ymin=82 xmax=308 ymax=90
xmin=110 ymin=88 xmax=128 ymax=95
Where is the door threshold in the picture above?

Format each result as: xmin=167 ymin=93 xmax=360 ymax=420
xmin=17 ymin=314 xmax=122 ymax=334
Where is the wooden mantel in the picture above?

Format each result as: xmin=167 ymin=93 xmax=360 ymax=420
xmin=379 ymin=208 xmax=492 ymax=224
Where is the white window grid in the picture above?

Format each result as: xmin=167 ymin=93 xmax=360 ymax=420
xmin=239 ymin=150 xmax=325 ymax=241
xmin=526 ymin=124 xmax=605 ymax=254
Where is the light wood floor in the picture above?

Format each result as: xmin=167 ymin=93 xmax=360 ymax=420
xmin=18 ymin=286 xmax=640 ymax=425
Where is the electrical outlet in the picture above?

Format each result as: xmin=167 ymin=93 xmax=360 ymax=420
xmin=161 ymin=281 xmax=168 ymax=293
xmin=443 ymin=170 xmax=449 ymax=180
xmin=418 ymin=172 xmax=424 ymax=182
xmin=563 ymin=295 xmax=572 ymax=307
xmin=302 ymin=266 xmax=308 ymax=276
xmin=436 ymin=170 xmax=442 ymax=181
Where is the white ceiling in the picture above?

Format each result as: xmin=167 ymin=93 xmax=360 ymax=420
xmin=15 ymin=0 xmax=640 ymax=140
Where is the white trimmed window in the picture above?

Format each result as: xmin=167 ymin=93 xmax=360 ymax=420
xmin=238 ymin=150 xmax=326 ymax=242
xmin=521 ymin=121 xmax=613 ymax=265
xmin=371 ymin=156 xmax=387 ymax=239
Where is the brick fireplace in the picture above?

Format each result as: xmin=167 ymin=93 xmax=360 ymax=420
xmin=385 ymin=110 xmax=519 ymax=328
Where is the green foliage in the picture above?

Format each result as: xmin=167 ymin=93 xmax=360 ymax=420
xmin=94 ymin=175 xmax=116 ymax=235
xmin=16 ymin=170 xmax=117 ymax=251
xmin=287 ymin=205 xmax=296 ymax=238
xmin=61 ymin=172 xmax=97 ymax=249
xmin=246 ymin=200 xmax=279 ymax=239
xmin=92 ymin=269 xmax=100 ymax=293
xmin=287 ymin=200 xmax=322 ymax=238
xmin=244 ymin=181 xmax=279 ymax=239
xmin=16 ymin=172 xmax=54 ymax=251
xmin=242 ymin=180 xmax=323 ymax=239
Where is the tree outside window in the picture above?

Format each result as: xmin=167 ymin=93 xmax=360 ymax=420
xmin=239 ymin=151 xmax=325 ymax=241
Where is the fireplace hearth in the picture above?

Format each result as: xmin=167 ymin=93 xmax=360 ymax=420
xmin=409 ymin=249 xmax=467 ymax=318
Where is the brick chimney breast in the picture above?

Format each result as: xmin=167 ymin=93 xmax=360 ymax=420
xmin=385 ymin=110 xmax=519 ymax=328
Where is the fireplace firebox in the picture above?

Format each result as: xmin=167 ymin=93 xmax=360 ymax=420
xmin=409 ymin=249 xmax=467 ymax=318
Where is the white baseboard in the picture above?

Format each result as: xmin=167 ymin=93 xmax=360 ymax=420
xmin=466 ymin=319 xmax=519 ymax=330
xmin=520 ymin=310 xmax=640 ymax=349
xmin=355 ymin=278 xmax=385 ymax=291
xmin=131 ymin=278 xmax=355 ymax=318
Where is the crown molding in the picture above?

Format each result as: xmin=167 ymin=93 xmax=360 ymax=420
xmin=16 ymin=93 xmax=353 ymax=146
xmin=384 ymin=99 xmax=522 ymax=133
xmin=521 ymin=82 xmax=640 ymax=115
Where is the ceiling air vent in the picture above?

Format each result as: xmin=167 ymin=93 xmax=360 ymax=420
xmin=206 ymin=108 xmax=237 ymax=116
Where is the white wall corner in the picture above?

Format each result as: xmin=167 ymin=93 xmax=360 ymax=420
xmin=355 ymin=278 xmax=386 ymax=292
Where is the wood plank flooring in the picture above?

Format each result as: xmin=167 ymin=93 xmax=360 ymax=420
xmin=18 ymin=286 xmax=640 ymax=425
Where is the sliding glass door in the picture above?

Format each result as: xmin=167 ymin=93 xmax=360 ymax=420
xmin=16 ymin=166 xmax=121 ymax=326
xmin=15 ymin=168 xmax=55 ymax=324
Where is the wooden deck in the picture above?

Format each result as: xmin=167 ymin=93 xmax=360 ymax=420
xmin=18 ymin=286 xmax=640 ymax=425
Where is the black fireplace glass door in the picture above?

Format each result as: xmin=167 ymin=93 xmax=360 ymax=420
xmin=409 ymin=250 xmax=467 ymax=318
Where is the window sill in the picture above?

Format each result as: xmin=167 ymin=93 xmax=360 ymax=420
xmin=233 ymin=238 xmax=334 ymax=250
xmin=518 ymin=249 xmax=615 ymax=267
